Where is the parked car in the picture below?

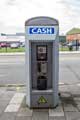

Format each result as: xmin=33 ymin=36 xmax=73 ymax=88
xmin=10 ymin=43 xmax=20 ymax=48
xmin=67 ymin=41 xmax=80 ymax=47
xmin=0 ymin=43 xmax=7 ymax=47
xmin=20 ymin=42 xmax=25 ymax=47
xmin=0 ymin=42 xmax=10 ymax=48
xmin=67 ymin=43 xmax=74 ymax=47
xmin=67 ymin=42 xmax=80 ymax=51
xmin=0 ymin=43 xmax=1 ymax=48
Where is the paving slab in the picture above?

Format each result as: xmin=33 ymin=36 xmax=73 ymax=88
xmin=60 ymin=92 xmax=72 ymax=98
xmin=10 ymin=97 xmax=25 ymax=104
xmin=76 ymin=105 xmax=80 ymax=111
xmin=5 ymin=104 xmax=21 ymax=112
xmin=49 ymin=116 xmax=65 ymax=120
xmin=65 ymin=112 xmax=80 ymax=120
xmin=49 ymin=106 xmax=64 ymax=117
xmin=17 ymin=107 xmax=33 ymax=117
xmin=13 ymin=93 xmax=25 ymax=98
xmin=74 ymin=101 xmax=80 ymax=106
xmin=0 ymin=91 xmax=15 ymax=101
xmin=73 ymin=97 xmax=80 ymax=109
xmin=0 ymin=102 xmax=9 ymax=115
xmin=68 ymin=85 xmax=80 ymax=95
xmin=63 ymin=104 xmax=78 ymax=112
xmin=0 ymin=101 xmax=9 ymax=107
xmin=0 ymin=113 xmax=16 ymax=120
xmin=59 ymin=85 xmax=70 ymax=93
xmin=4 ymin=93 xmax=25 ymax=112
xmin=33 ymin=109 xmax=48 ymax=112
xmin=32 ymin=110 xmax=48 ymax=120
xmin=16 ymin=116 xmax=32 ymax=120
xmin=74 ymin=97 xmax=80 ymax=101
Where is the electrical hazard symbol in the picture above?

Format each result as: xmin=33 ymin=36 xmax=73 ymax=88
xmin=38 ymin=96 xmax=47 ymax=104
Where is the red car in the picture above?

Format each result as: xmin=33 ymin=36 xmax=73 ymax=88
xmin=0 ymin=43 xmax=10 ymax=47
xmin=0 ymin=43 xmax=1 ymax=48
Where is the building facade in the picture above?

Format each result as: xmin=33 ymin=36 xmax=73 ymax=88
xmin=66 ymin=28 xmax=80 ymax=43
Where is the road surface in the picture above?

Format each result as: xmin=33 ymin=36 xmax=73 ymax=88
xmin=0 ymin=53 xmax=80 ymax=85
xmin=0 ymin=55 xmax=25 ymax=85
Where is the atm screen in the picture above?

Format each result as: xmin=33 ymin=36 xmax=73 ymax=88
xmin=36 ymin=45 xmax=47 ymax=61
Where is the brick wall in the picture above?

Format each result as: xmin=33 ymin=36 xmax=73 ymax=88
xmin=66 ymin=34 xmax=80 ymax=42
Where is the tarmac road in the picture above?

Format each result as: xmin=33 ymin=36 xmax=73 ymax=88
xmin=0 ymin=53 xmax=80 ymax=86
xmin=59 ymin=53 xmax=80 ymax=85
xmin=0 ymin=55 xmax=25 ymax=85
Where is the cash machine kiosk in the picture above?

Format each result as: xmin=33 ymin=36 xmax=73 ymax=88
xmin=25 ymin=16 xmax=59 ymax=108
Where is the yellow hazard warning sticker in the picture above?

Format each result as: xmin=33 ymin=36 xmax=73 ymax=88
xmin=38 ymin=96 xmax=47 ymax=104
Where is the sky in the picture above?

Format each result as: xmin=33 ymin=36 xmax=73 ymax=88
xmin=0 ymin=0 xmax=80 ymax=35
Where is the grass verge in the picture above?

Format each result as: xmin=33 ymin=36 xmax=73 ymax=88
xmin=0 ymin=47 xmax=25 ymax=53
xmin=0 ymin=46 xmax=71 ymax=52
xmin=59 ymin=47 xmax=69 ymax=51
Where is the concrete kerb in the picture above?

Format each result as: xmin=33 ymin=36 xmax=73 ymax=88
xmin=0 ymin=52 xmax=25 ymax=56
xmin=0 ymin=51 xmax=80 ymax=56
xmin=59 ymin=51 xmax=80 ymax=54
xmin=0 ymin=84 xmax=25 ymax=87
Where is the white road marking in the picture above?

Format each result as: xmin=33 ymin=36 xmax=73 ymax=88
xmin=4 ymin=104 xmax=20 ymax=112
xmin=59 ymin=82 xmax=65 ymax=85
xmin=4 ymin=93 xmax=25 ymax=112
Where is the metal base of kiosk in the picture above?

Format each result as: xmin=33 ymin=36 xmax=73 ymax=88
xmin=27 ymin=90 xmax=59 ymax=108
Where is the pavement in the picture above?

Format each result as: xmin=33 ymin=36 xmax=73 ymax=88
xmin=0 ymin=83 xmax=80 ymax=120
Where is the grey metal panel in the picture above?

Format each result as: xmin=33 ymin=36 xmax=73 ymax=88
xmin=25 ymin=35 xmax=31 ymax=106
xmin=47 ymin=42 xmax=53 ymax=88
xmin=31 ymin=94 xmax=53 ymax=108
xmin=52 ymin=31 xmax=59 ymax=106
xmin=25 ymin=16 xmax=58 ymax=26
xmin=31 ymin=42 xmax=37 ymax=89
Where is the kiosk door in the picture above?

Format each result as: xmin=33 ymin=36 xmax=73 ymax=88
xmin=31 ymin=42 xmax=53 ymax=90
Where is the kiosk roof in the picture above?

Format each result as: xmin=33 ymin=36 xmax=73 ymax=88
xmin=25 ymin=16 xmax=58 ymax=26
